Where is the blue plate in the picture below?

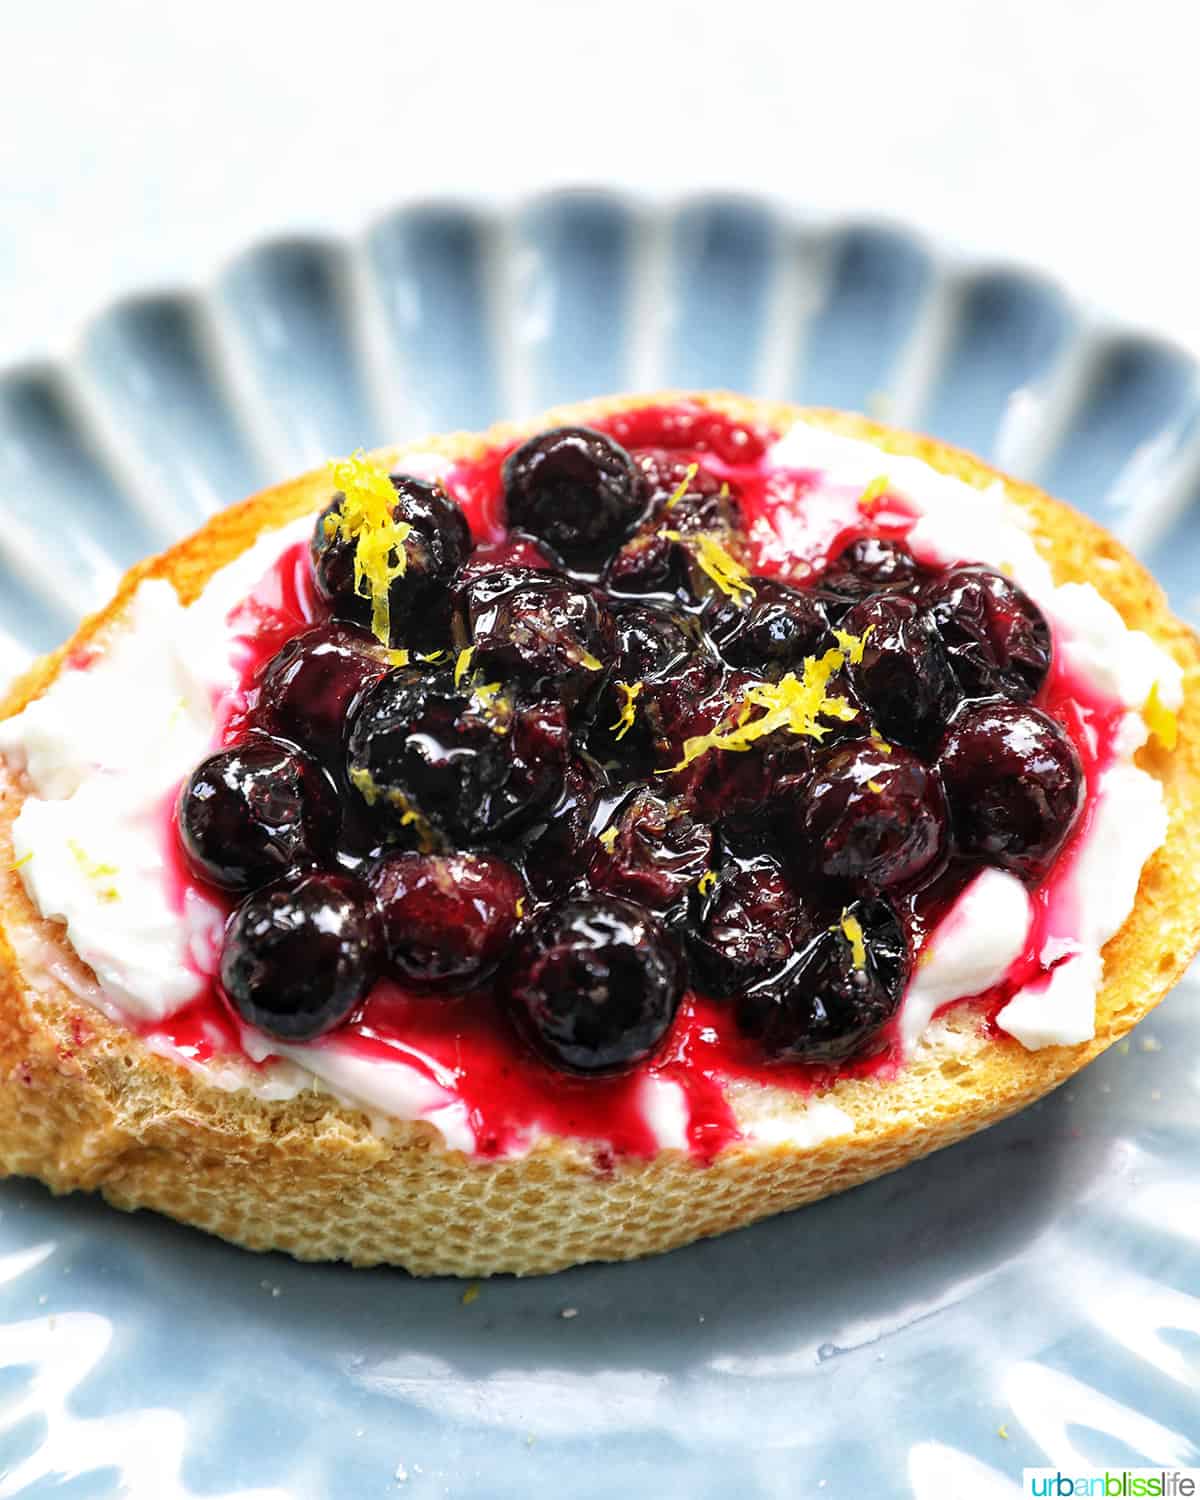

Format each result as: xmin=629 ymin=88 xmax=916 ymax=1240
xmin=2 ymin=192 xmax=1198 ymax=1499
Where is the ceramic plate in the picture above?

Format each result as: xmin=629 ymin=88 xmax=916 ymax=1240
xmin=2 ymin=193 xmax=1198 ymax=1500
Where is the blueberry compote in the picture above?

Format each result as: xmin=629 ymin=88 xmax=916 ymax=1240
xmin=169 ymin=404 xmax=1095 ymax=1159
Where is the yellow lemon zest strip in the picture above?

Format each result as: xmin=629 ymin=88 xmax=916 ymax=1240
xmin=515 ymin=895 xmax=526 ymax=918
xmin=660 ymin=528 xmax=755 ymax=605
xmin=1145 ymin=682 xmax=1178 ymax=750
xmin=67 ymin=839 xmax=119 ymax=903
xmin=610 ymin=681 xmax=643 ymax=740
xmin=664 ymin=462 xmax=699 ymax=510
xmin=326 ymin=452 xmax=411 ymax=644
xmin=832 ymin=624 xmax=874 ymax=665
xmin=838 ymin=910 xmax=866 ymax=969
xmin=386 ymin=648 xmax=410 ymax=667
xmin=454 ymin=646 xmax=475 ymax=687
xmin=598 ymin=826 xmax=619 ymax=853
xmin=866 ymin=779 xmax=884 ymax=793
xmin=419 ymin=649 xmax=446 ymax=663
xmin=664 ymin=649 xmax=857 ymax=772
xmin=869 ymin=726 xmax=893 ymax=754
xmin=461 ymin=1283 xmax=481 ymax=1306
xmin=577 ymin=649 xmax=604 ymax=672
xmin=6 ymin=851 xmax=32 ymax=872
xmin=858 ymin=474 xmax=889 ymax=513
xmin=697 ymin=869 xmax=717 ymax=897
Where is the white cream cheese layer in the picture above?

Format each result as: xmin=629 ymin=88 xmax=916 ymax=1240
xmin=0 ymin=423 xmax=1183 ymax=1154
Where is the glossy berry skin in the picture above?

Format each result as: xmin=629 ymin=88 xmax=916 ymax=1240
xmin=818 ymin=536 xmax=921 ymax=617
xmin=454 ymin=566 xmax=611 ymax=702
xmin=842 ymin=594 xmax=960 ymax=751
xmin=178 ymin=739 xmax=337 ymax=892
xmin=346 ymin=667 xmax=568 ymax=844
xmin=369 ymin=851 xmax=524 ymax=990
xmin=634 ymin=450 xmax=740 ymax=533
xmin=586 ymin=788 xmax=713 ymax=912
xmin=738 ymin=897 xmax=908 ymax=1063
xmin=523 ymin=756 xmax=606 ymax=899
xmin=502 ymin=896 xmax=686 ymax=1074
xmin=311 ymin=475 xmax=472 ymax=646
xmin=923 ymin=565 xmax=1052 ymax=702
xmin=502 ymin=426 xmax=643 ymax=564
xmin=256 ymin=622 xmax=390 ymax=762
xmin=610 ymin=604 xmax=696 ymax=684
xmin=939 ymin=702 xmax=1083 ymax=878
xmin=220 ymin=872 xmax=382 ymax=1041
xmin=796 ymin=740 xmax=948 ymax=891
xmin=689 ymin=861 xmax=812 ymax=997
xmin=707 ymin=579 xmax=831 ymax=678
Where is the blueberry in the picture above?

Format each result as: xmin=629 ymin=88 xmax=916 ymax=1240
xmin=346 ymin=667 xmax=567 ymax=844
xmin=818 ymin=536 xmax=920 ymax=618
xmin=795 ymin=739 xmax=948 ymax=891
xmin=689 ymin=861 xmax=812 ymax=997
xmin=220 ymin=872 xmax=382 ymax=1041
xmin=311 ymin=474 xmax=472 ymax=646
xmin=178 ymin=739 xmax=337 ymax=892
xmin=256 ymin=622 xmax=390 ymax=762
xmin=502 ymin=896 xmax=686 ymax=1074
xmin=939 ymin=701 xmax=1083 ymax=877
xmin=842 ymin=594 xmax=960 ymax=751
xmin=923 ymin=565 xmax=1052 ymax=702
xmin=369 ymin=851 xmax=524 ymax=989
xmin=523 ymin=755 xmax=607 ymax=899
xmin=738 ymin=896 xmax=908 ymax=1063
xmin=707 ymin=579 xmax=831 ymax=678
xmin=586 ymin=788 xmax=713 ymax=912
xmin=454 ymin=565 xmax=611 ymax=703
xmin=502 ymin=426 xmax=643 ymax=564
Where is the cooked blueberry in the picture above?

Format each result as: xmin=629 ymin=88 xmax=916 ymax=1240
xmin=346 ymin=667 xmax=567 ymax=844
xmin=256 ymin=623 xmax=390 ymax=761
xmin=453 ymin=566 xmax=611 ymax=702
xmin=707 ymin=579 xmax=831 ymax=677
xmin=587 ymin=788 xmax=713 ymax=912
xmin=523 ymin=755 xmax=606 ymax=899
xmin=842 ymin=594 xmax=960 ymax=750
xmin=795 ymin=740 xmax=948 ymax=890
xmin=606 ymin=520 xmax=749 ymax=606
xmin=939 ymin=702 xmax=1083 ymax=877
xmin=369 ymin=851 xmax=524 ymax=989
xmin=923 ymin=565 xmax=1052 ymax=701
xmin=818 ymin=536 xmax=920 ymax=617
xmin=220 ymin=872 xmax=381 ymax=1041
xmin=178 ymin=739 xmax=337 ymax=891
xmin=738 ymin=896 xmax=908 ymax=1063
xmin=635 ymin=450 xmax=740 ymax=532
xmin=502 ymin=896 xmax=685 ymax=1074
xmin=311 ymin=474 xmax=472 ymax=646
xmin=502 ymin=426 xmax=643 ymax=563
xmin=689 ymin=861 xmax=812 ymax=997
xmin=611 ymin=604 xmax=696 ymax=683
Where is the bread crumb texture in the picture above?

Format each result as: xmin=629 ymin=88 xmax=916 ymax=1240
xmin=2 ymin=393 xmax=1199 ymax=1275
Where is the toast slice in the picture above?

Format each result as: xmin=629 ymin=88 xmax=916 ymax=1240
xmin=2 ymin=392 xmax=1198 ymax=1277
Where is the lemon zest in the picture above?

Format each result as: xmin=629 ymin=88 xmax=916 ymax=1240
xmin=386 ymin=648 xmax=410 ymax=667
xmin=326 ymin=452 xmax=411 ymax=644
xmin=610 ymin=681 xmax=643 ymax=740
xmin=461 ymin=1283 xmax=481 ymax=1306
xmin=1145 ymin=682 xmax=1178 ymax=750
xmin=454 ymin=646 xmax=475 ymax=687
xmin=577 ymin=649 xmax=604 ymax=672
xmin=866 ymin=779 xmax=884 ymax=794
xmin=832 ymin=624 xmax=874 ymax=665
xmin=471 ymin=681 xmax=511 ymax=732
xmin=661 ymin=529 xmax=755 ymax=605
xmin=697 ymin=869 xmax=717 ymax=897
xmin=598 ymin=826 xmax=619 ymax=853
xmin=515 ymin=896 xmax=526 ymax=918
xmin=67 ymin=839 xmax=119 ymax=902
xmin=838 ymin=910 xmax=866 ymax=969
xmin=858 ymin=474 xmax=889 ymax=513
xmin=348 ymin=768 xmax=437 ymax=851
xmin=419 ymin=650 xmax=447 ymax=663
xmin=6 ymin=851 xmax=32 ymax=873
xmin=997 ymin=1425 xmax=1009 ymax=1441
xmin=664 ymin=462 xmax=699 ymax=510
xmin=869 ymin=726 xmax=893 ymax=754
xmin=664 ymin=649 xmax=857 ymax=771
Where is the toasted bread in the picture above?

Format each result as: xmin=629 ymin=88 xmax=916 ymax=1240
xmin=2 ymin=392 xmax=1198 ymax=1277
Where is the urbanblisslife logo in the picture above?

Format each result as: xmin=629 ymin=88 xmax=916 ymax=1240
xmin=1024 ymin=1471 xmax=1200 ymax=1497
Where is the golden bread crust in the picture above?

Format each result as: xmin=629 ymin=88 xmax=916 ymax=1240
xmin=2 ymin=391 xmax=1198 ymax=1276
